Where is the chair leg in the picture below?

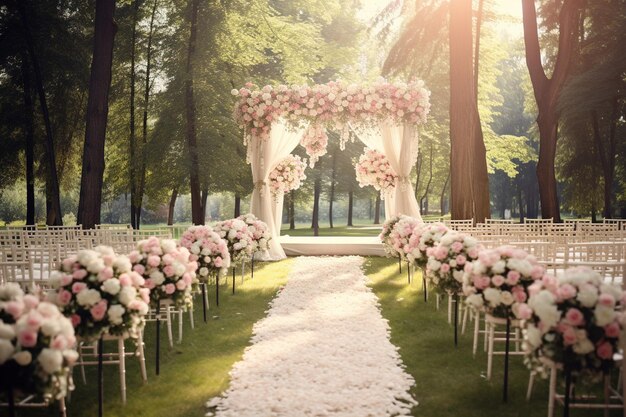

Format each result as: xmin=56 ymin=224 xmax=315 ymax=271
xmin=447 ymin=293 xmax=452 ymax=324
xmin=548 ymin=366 xmax=557 ymax=417
xmin=473 ymin=310 xmax=479 ymax=356
xmin=178 ymin=310 xmax=183 ymax=344
xmin=166 ymin=306 xmax=173 ymax=348
xmin=79 ymin=347 xmax=87 ymax=385
xmin=526 ymin=372 xmax=535 ymax=401
xmin=436 ymin=293 xmax=440 ymax=310
xmin=138 ymin=330 xmax=147 ymax=383
xmin=487 ymin=322 xmax=495 ymax=380
xmin=118 ymin=337 xmax=126 ymax=404
xmin=189 ymin=304 xmax=195 ymax=330
xmin=483 ymin=318 xmax=489 ymax=352
xmin=461 ymin=303 xmax=469 ymax=335
xmin=59 ymin=396 xmax=67 ymax=417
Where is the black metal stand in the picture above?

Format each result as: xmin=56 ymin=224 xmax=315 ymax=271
xmin=454 ymin=293 xmax=459 ymax=348
xmin=407 ymin=262 xmax=411 ymax=284
xmin=201 ymin=283 xmax=207 ymax=323
xmin=251 ymin=255 xmax=254 ymax=279
xmin=155 ymin=302 xmax=161 ymax=375
xmin=216 ymin=275 xmax=220 ymax=306
xmin=503 ymin=317 xmax=511 ymax=403
xmin=398 ymin=255 xmax=402 ymax=273
xmin=232 ymin=266 xmax=236 ymax=294
xmin=563 ymin=369 xmax=571 ymax=417
xmin=7 ymin=379 xmax=15 ymax=417
xmin=98 ymin=335 xmax=104 ymax=417
xmin=423 ymin=270 xmax=428 ymax=303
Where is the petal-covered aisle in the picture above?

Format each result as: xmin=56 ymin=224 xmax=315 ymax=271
xmin=206 ymin=256 xmax=417 ymax=417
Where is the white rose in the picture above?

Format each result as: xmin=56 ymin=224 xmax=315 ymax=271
xmin=38 ymin=348 xmax=63 ymax=373
xmin=63 ymin=349 xmax=79 ymax=365
xmin=465 ymin=294 xmax=484 ymax=309
xmin=500 ymin=291 xmax=514 ymax=306
xmin=76 ymin=250 xmax=97 ymax=266
xmin=492 ymin=260 xmax=506 ymax=274
xmin=600 ymin=284 xmax=622 ymax=301
xmin=13 ymin=350 xmax=32 ymax=366
xmin=113 ymin=256 xmax=132 ymax=273
xmin=201 ymin=247 xmax=210 ymax=256
xmin=0 ymin=339 xmax=15 ymax=365
xmin=173 ymin=263 xmax=185 ymax=276
xmin=86 ymin=258 xmax=105 ymax=274
xmin=594 ymin=306 xmax=615 ymax=326
xmin=101 ymin=278 xmax=121 ymax=295
xmin=577 ymin=287 xmax=598 ymax=307
xmin=199 ymin=267 xmax=209 ymax=277
xmin=0 ymin=322 xmax=16 ymax=339
xmin=453 ymin=270 xmax=464 ymax=283
xmin=76 ymin=289 xmax=101 ymax=307
xmin=48 ymin=271 xmax=64 ymax=289
xmin=427 ymin=259 xmax=441 ymax=272
xmin=40 ymin=320 xmax=61 ymax=337
xmin=228 ymin=229 xmax=237 ymax=240
xmin=472 ymin=262 xmax=487 ymax=275
xmin=107 ymin=305 xmax=126 ymax=325
xmin=573 ymin=337 xmax=595 ymax=355
xmin=525 ymin=325 xmax=542 ymax=348
xmin=483 ymin=288 xmax=502 ymax=307
xmin=118 ymin=286 xmax=137 ymax=306
xmin=150 ymin=271 xmax=165 ymax=286
xmin=190 ymin=244 xmax=201 ymax=255
xmin=161 ymin=240 xmax=176 ymax=254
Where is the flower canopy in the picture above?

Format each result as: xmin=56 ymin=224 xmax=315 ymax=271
xmin=231 ymin=79 xmax=431 ymax=143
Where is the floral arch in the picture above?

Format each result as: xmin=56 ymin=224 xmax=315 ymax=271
xmin=231 ymin=79 xmax=431 ymax=259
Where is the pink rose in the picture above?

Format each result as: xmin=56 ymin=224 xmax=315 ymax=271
xmin=22 ymin=294 xmax=39 ymax=309
xmin=530 ymin=265 xmax=545 ymax=279
xmin=515 ymin=303 xmax=532 ymax=320
xmin=72 ymin=282 xmax=87 ymax=294
xmin=162 ymin=254 xmax=174 ymax=265
xmin=118 ymin=273 xmax=132 ymax=287
xmin=164 ymin=284 xmax=176 ymax=295
xmin=435 ymin=246 xmax=448 ymax=261
xmin=451 ymin=242 xmax=464 ymax=253
xmin=467 ymin=247 xmax=479 ymax=259
xmin=565 ymin=308 xmax=585 ymax=326
xmin=440 ymin=263 xmax=451 ymax=273
xmin=596 ymin=341 xmax=613 ymax=360
xmin=512 ymin=288 xmax=527 ymax=303
xmin=214 ymin=257 xmax=223 ymax=268
xmin=57 ymin=289 xmax=72 ymax=306
xmin=18 ymin=330 xmax=38 ymax=348
xmin=455 ymin=255 xmax=466 ymax=266
xmin=598 ymin=293 xmax=616 ymax=308
xmin=62 ymin=258 xmax=74 ymax=271
xmin=176 ymin=280 xmax=187 ymax=290
xmin=506 ymin=271 xmax=520 ymax=286
xmin=26 ymin=311 xmax=43 ymax=328
xmin=133 ymin=264 xmax=146 ymax=275
xmin=139 ymin=288 xmax=150 ymax=304
xmin=163 ymin=265 xmax=175 ymax=277
xmin=60 ymin=274 xmax=73 ymax=286
xmin=557 ymin=284 xmax=576 ymax=300
xmin=478 ymin=250 xmax=499 ymax=268
xmin=70 ymin=314 xmax=82 ymax=327
xmin=72 ymin=269 xmax=88 ymax=280
xmin=128 ymin=251 xmax=140 ymax=263
xmin=130 ymin=272 xmax=145 ymax=287
xmin=473 ymin=275 xmax=490 ymax=290
xmin=562 ymin=327 xmax=577 ymax=345
xmin=604 ymin=322 xmax=620 ymax=338
xmin=491 ymin=275 xmax=505 ymax=287
xmin=98 ymin=267 xmax=114 ymax=281
xmin=90 ymin=300 xmax=108 ymax=321
xmin=147 ymin=255 xmax=161 ymax=267
xmin=5 ymin=300 xmax=25 ymax=319
xmin=51 ymin=335 xmax=68 ymax=350
xmin=144 ymin=279 xmax=155 ymax=290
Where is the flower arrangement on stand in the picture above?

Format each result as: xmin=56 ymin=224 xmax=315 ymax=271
xmin=522 ymin=267 xmax=625 ymax=387
xmin=462 ymin=245 xmax=545 ymax=400
xmin=179 ymin=226 xmax=230 ymax=318
xmin=269 ymin=155 xmax=307 ymax=196
xmin=48 ymin=246 xmax=150 ymax=342
xmin=379 ymin=215 xmax=406 ymax=260
xmin=425 ymin=232 xmax=481 ymax=345
xmin=213 ymin=219 xmax=256 ymax=296
xmin=354 ymin=148 xmax=397 ymax=195
xmin=300 ymin=124 xmax=328 ymax=167
xmin=237 ymin=214 xmax=271 ymax=276
xmin=0 ymin=283 xmax=78 ymax=409
xmin=407 ymin=222 xmax=449 ymax=269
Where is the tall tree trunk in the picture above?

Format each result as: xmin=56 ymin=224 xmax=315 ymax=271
xmin=21 ymin=53 xmax=35 ymax=225
xmin=328 ymin=149 xmax=337 ymax=228
xmin=234 ymin=194 xmax=241 ymax=218
xmin=129 ymin=0 xmax=139 ymax=228
xmin=137 ymin=0 xmax=158 ymax=228
xmin=440 ymin=170 xmax=450 ymax=216
xmin=185 ymin=0 xmax=203 ymax=224
xmin=449 ymin=0 xmax=479 ymax=221
xmin=17 ymin=2 xmax=62 ymax=225
xmin=347 ymin=190 xmax=354 ymax=226
xmin=590 ymin=101 xmax=618 ymax=219
xmin=374 ymin=193 xmax=381 ymax=224
xmin=414 ymin=151 xmax=422 ymax=198
xmin=201 ymin=188 xmax=208 ymax=222
xmin=420 ymin=144 xmax=433 ymax=213
xmin=77 ymin=0 xmax=117 ymax=229
xmin=522 ymin=0 xmax=582 ymax=222
xmin=518 ymin=187 xmax=525 ymax=223
xmin=311 ymin=176 xmax=321 ymax=236
xmin=289 ymin=190 xmax=295 ymax=230
xmin=167 ymin=188 xmax=178 ymax=225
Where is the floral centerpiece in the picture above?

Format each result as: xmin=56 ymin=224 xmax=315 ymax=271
xmin=407 ymin=222 xmax=449 ymax=268
xmin=232 ymin=79 xmax=431 ymax=142
xmin=213 ymin=218 xmax=255 ymax=265
xmin=355 ymin=148 xmax=397 ymax=194
xmin=388 ymin=216 xmax=423 ymax=261
xmin=269 ymin=155 xmax=307 ymax=195
xmin=179 ymin=226 xmax=231 ymax=281
xmin=130 ymin=237 xmax=197 ymax=310
xmin=300 ymin=124 xmax=328 ymax=167
xmin=48 ymin=246 xmax=150 ymax=341
xmin=521 ymin=267 xmax=626 ymax=378
xmin=238 ymin=213 xmax=271 ymax=254
xmin=379 ymin=215 xmax=406 ymax=258
xmin=462 ymin=245 xmax=545 ymax=320
xmin=426 ymin=232 xmax=481 ymax=294
xmin=0 ymin=283 xmax=78 ymax=400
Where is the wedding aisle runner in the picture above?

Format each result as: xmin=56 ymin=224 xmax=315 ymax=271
xmin=206 ymin=256 xmax=417 ymax=417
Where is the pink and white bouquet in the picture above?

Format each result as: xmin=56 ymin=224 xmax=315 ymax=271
xmin=521 ymin=267 xmax=626 ymax=377
xmin=232 ymin=79 xmax=431 ymax=142
xmin=462 ymin=245 xmax=545 ymax=320
xmin=180 ymin=226 xmax=231 ymax=281
xmin=426 ymin=232 xmax=481 ymax=294
xmin=48 ymin=246 xmax=150 ymax=341
xmin=379 ymin=215 xmax=406 ymax=258
xmin=213 ymin=218 xmax=256 ymax=264
xmin=238 ymin=213 xmax=271 ymax=254
xmin=130 ymin=237 xmax=196 ymax=310
xmin=388 ymin=216 xmax=423 ymax=261
xmin=355 ymin=148 xmax=397 ymax=193
xmin=407 ymin=222 xmax=449 ymax=268
xmin=300 ymin=124 xmax=328 ymax=167
xmin=0 ymin=283 xmax=78 ymax=400
xmin=269 ymin=155 xmax=307 ymax=195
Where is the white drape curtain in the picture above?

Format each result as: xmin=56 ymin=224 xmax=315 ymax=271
xmin=249 ymin=120 xmax=307 ymax=260
xmin=352 ymin=122 xmax=422 ymax=221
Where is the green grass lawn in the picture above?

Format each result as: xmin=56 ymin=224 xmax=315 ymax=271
xmin=364 ymin=256 xmax=621 ymax=417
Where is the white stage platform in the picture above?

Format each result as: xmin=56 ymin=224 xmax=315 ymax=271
xmin=279 ymin=236 xmax=385 ymax=256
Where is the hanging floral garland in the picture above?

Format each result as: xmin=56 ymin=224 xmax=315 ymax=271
xmin=299 ymin=125 xmax=328 ymax=167
xmin=354 ymin=148 xmax=398 ymax=194
xmin=231 ymin=79 xmax=431 ymax=145
xmin=269 ymin=155 xmax=307 ymax=195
